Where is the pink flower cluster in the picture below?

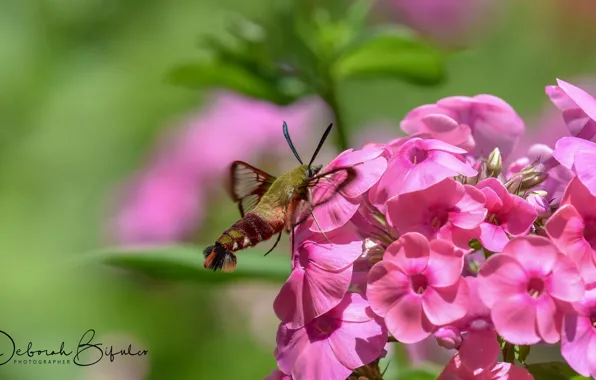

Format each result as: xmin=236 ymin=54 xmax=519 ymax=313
xmin=267 ymin=79 xmax=596 ymax=379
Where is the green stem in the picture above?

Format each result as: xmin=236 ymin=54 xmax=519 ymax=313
xmin=503 ymin=342 xmax=516 ymax=364
xmin=324 ymin=85 xmax=349 ymax=152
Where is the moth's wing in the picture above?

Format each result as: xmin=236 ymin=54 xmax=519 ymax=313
xmin=308 ymin=166 xmax=356 ymax=207
xmin=230 ymin=161 xmax=277 ymax=217
xmin=292 ymin=166 xmax=357 ymax=227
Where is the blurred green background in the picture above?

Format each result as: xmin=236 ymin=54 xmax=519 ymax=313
xmin=1 ymin=0 xmax=596 ymax=379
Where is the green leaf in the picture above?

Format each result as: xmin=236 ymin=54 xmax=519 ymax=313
xmin=526 ymin=362 xmax=589 ymax=380
xmin=332 ymin=27 xmax=446 ymax=85
xmin=397 ymin=368 xmax=440 ymax=380
xmin=168 ymin=61 xmax=291 ymax=104
xmin=345 ymin=0 xmax=374 ymax=30
xmin=514 ymin=344 xmax=531 ymax=364
xmin=80 ymin=245 xmax=291 ymax=284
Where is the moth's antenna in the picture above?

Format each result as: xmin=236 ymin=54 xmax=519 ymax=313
xmin=308 ymin=123 xmax=333 ymax=168
xmin=283 ymin=121 xmax=304 ymax=165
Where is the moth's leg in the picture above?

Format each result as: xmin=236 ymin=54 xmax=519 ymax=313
xmin=307 ymin=188 xmax=332 ymax=245
xmin=291 ymin=223 xmax=296 ymax=256
xmin=284 ymin=196 xmax=299 ymax=233
xmin=264 ymin=232 xmax=282 ymax=256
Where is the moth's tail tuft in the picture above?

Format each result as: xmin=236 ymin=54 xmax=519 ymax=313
xmin=203 ymin=243 xmax=237 ymax=272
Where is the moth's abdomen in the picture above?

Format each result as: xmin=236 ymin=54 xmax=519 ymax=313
xmin=203 ymin=212 xmax=284 ymax=272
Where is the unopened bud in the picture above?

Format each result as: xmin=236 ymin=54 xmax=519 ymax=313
xmin=527 ymin=192 xmax=552 ymax=218
xmin=486 ymin=148 xmax=502 ymax=177
xmin=530 ymin=190 xmax=548 ymax=198
xmin=520 ymin=171 xmax=549 ymax=191
xmin=504 ymin=174 xmax=523 ymax=193
xmin=435 ymin=326 xmax=462 ymax=350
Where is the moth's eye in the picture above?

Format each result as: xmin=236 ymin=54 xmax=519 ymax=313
xmin=307 ymin=168 xmax=313 ymax=177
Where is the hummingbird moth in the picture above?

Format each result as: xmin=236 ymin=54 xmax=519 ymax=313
xmin=203 ymin=122 xmax=356 ymax=272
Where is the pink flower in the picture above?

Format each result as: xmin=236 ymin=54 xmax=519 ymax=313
xmin=264 ymin=369 xmax=292 ymax=380
xmin=478 ymin=236 xmax=585 ymax=345
xmin=561 ymin=288 xmax=596 ymax=378
xmin=111 ymin=165 xmax=205 ymax=244
xmin=384 ymin=0 xmax=499 ymax=46
xmin=438 ymin=351 xmax=534 ymax=380
xmin=369 ymin=138 xmax=477 ymax=212
xmin=311 ymin=146 xmax=387 ymax=233
xmin=401 ymin=95 xmax=525 ymax=160
xmin=553 ymin=136 xmax=596 ymax=196
xmin=367 ymin=233 xmax=469 ymax=343
xmin=111 ymin=91 xmax=328 ymax=245
xmin=275 ymin=293 xmax=387 ymax=380
xmin=546 ymin=177 xmax=596 ymax=282
xmin=475 ymin=178 xmax=537 ymax=252
xmin=401 ymin=110 xmax=475 ymax=151
xmin=546 ymin=79 xmax=596 ymax=141
xmin=386 ymin=178 xmax=486 ymax=250
xmin=274 ymin=222 xmax=363 ymax=329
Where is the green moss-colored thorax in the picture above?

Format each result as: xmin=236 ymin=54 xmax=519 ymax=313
xmin=253 ymin=164 xmax=309 ymax=216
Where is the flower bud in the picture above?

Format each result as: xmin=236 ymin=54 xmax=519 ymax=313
xmin=527 ymin=192 xmax=552 ymax=218
xmin=486 ymin=147 xmax=502 ymax=177
xmin=531 ymin=190 xmax=548 ymax=198
xmin=504 ymin=174 xmax=523 ymax=193
xmin=435 ymin=326 xmax=462 ymax=350
xmin=520 ymin=171 xmax=549 ymax=191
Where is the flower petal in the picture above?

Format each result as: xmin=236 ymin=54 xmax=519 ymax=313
xmin=425 ymin=239 xmax=464 ymax=287
xmin=429 ymin=150 xmax=477 ymax=177
xmin=385 ymin=294 xmax=434 ymax=344
xmin=546 ymin=204 xmax=589 ymax=264
xmin=306 ymin=236 xmax=363 ymax=271
xmin=478 ymin=254 xmax=527 ymax=308
xmin=459 ymin=328 xmax=500 ymax=373
xmin=328 ymin=318 xmax=387 ymax=370
xmin=561 ymin=314 xmax=595 ymax=377
xmin=367 ymin=261 xmax=411 ymax=317
xmin=342 ymin=156 xmax=387 ymax=198
xmin=504 ymin=196 xmax=536 ymax=235
xmin=386 ymin=190 xmax=431 ymax=233
xmin=479 ymin=186 xmax=503 ymax=212
xmin=535 ymin=295 xmax=561 ymax=344
xmin=292 ymin=338 xmax=351 ymax=380
xmin=310 ymin=192 xmax=361 ymax=233
xmin=449 ymin=185 xmax=487 ymax=229
xmin=553 ymin=136 xmax=596 ymax=170
xmin=574 ymin=150 xmax=596 ymax=197
xmin=303 ymin=264 xmax=353 ymax=325
xmin=502 ymin=236 xmax=558 ymax=277
xmin=562 ymin=177 xmax=596 ymax=219
xmin=274 ymin=268 xmax=311 ymax=328
xmin=384 ymin=232 xmax=430 ymax=274
xmin=548 ymin=253 xmax=585 ymax=303
xmin=557 ymin=79 xmax=596 ymax=121
xmin=478 ymin=222 xmax=510 ymax=252
xmin=329 ymin=292 xmax=375 ymax=322
xmin=422 ymin=280 xmax=469 ymax=326
xmin=491 ymin=294 xmax=540 ymax=345
xmin=421 ymin=138 xmax=469 ymax=154
xmin=276 ymin=323 xmax=309 ymax=375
